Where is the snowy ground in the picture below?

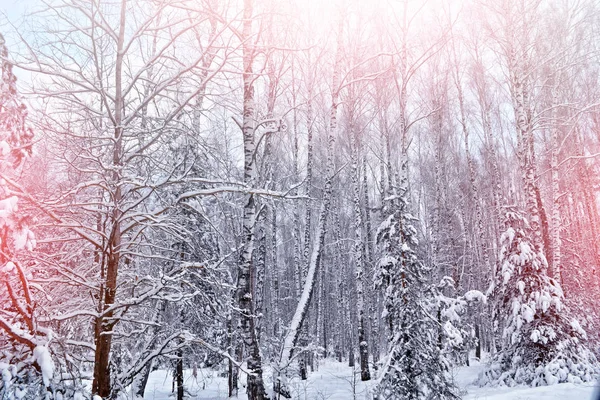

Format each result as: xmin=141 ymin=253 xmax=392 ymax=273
xmin=454 ymin=360 xmax=600 ymax=400
xmin=140 ymin=359 xmax=600 ymax=400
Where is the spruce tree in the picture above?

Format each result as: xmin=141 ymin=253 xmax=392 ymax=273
xmin=0 ymin=33 xmax=33 ymax=165
xmin=374 ymin=194 xmax=458 ymax=400
xmin=0 ymin=33 xmax=50 ymax=398
xmin=485 ymin=210 xmax=597 ymax=386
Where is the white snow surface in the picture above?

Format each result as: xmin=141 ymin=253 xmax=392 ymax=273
xmin=136 ymin=358 xmax=599 ymax=399
xmin=32 ymin=345 xmax=54 ymax=387
xmin=456 ymin=358 xmax=599 ymax=400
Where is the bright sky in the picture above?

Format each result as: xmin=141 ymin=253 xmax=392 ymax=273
xmin=2 ymin=0 xmax=35 ymax=23
xmin=1 ymin=1 xmax=35 ymax=85
xmin=2 ymin=0 xmax=38 ymax=69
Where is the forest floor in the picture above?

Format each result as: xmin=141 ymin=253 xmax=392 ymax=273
xmin=140 ymin=358 xmax=600 ymax=400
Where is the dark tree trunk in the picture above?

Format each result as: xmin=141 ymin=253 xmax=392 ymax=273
xmin=227 ymin=315 xmax=238 ymax=397
xmin=475 ymin=323 xmax=482 ymax=360
xmin=91 ymin=1 xmax=126 ymax=397
xmin=176 ymin=349 xmax=184 ymax=400
xmin=134 ymin=361 xmax=152 ymax=399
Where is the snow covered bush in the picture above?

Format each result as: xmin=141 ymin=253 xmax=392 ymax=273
xmin=435 ymin=277 xmax=486 ymax=365
xmin=483 ymin=210 xmax=598 ymax=387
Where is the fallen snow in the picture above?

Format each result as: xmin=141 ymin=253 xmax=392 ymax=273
xmin=137 ymin=357 xmax=599 ymax=399
xmin=142 ymin=360 xmax=374 ymax=400
xmin=454 ymin=357 xmax=599 ymax=400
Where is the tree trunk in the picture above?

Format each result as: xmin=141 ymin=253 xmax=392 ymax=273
xmin=475 ymin=322 xmax=482 ymax=360
xmin=350 ymin=121 xmax=370 ymax=381
xmin=549 ymin=76 xmax=562 ymax=281
xmin=297 ymin=83 xmax=315 ymax=382
xmin=176 ymin=348 xmax=184 ymax=400
xmin=133 ymin=361 xmax=152 ymax=399
xmin=234 ymin=0 xmax=268 ymax=398
xmin=508 ymin=50 xmax=548 ymax=259
xmin=92 ymin=1 xmax=126 ymax=397
xmin=227 ymin=314 xmax=238 ymax=397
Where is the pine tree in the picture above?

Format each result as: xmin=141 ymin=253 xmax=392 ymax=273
xmin=485 ymin=210 xmax=597 ymax=386
xmin=374 ymin=194 xmax=458 ymax=400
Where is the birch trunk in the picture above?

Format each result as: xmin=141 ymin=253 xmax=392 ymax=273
xmin=507 ymin=49 xmax=549 ymax=258
xmin=299 ymin=72 xmax=314 ymax=382
xmin=350 ymin=121 xmax=370 ymax=381
xmin=453 ymin=55 xmax=489 ymax=284
xmin=363 ymin=155 xmax=379 ymax=366
xmin=234 ymin=0 xmax=268 ymax=397
xmin=549 ymin=76 xmax=561 ymax=281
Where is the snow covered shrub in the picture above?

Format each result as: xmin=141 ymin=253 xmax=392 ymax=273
xmin=484 ymin=210 xmax=598 ymax=386
xmin=435 ymin=277 xmax=486 ymax=365
xmin=374 ymin=194 xmax=459 ymax=400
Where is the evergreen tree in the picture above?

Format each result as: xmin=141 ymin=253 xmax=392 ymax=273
xmin=485 ymin=210 xmax=597 ymax=386
xmin=374 ymin=194 xmax=458 ymax=400
xmin=0 ymin=33 xmax=50 ymax=398
xmin=0 ymin=34 xmax=33 ymax=166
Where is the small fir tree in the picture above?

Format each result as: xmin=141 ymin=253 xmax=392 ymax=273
xmin=374 ymin=194 xmax=459 ymax=400
xmin=485 ymin=210 xmax=597 ymax=386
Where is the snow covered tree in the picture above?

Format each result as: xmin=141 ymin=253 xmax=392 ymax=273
xmin=374 ymin=194 xmax=459 ymax=400
xmin=0 ymin=32 xmax=52 ymax=399
xmin=3 ymin=0 xmax=600 ymax=397
xmin=4 ymin=1 xmax=231 ymax=397
xmin=484 ymin=210 xmax=597 ymax=386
